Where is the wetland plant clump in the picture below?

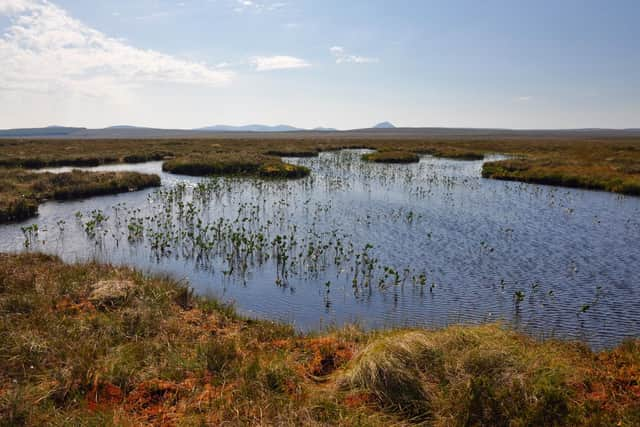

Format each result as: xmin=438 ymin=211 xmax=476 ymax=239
xmin=0 ymin=253 xmax=638 ymax=425
xmin=162 ymin=152 xmax=310 ymax=179
xmin=0 ymin=169 xmax=161 ymax=223
xmin=361 ymin=150 xmax=420 ymax=164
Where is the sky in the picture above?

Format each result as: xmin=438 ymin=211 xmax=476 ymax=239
xmin=0 ymin=0 xmax=638 ymax=130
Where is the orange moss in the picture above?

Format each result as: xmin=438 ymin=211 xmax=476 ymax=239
xmin=302 ymin=337 xmax=354 ymax=377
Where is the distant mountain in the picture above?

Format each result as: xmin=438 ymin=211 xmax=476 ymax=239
xmin=105 ymin=125 xmax=150 ymax=130
xmin=373 ymin=121 xmax=396 ymax=129
xmin=197 ymin=124 xmax=301 ymax=132
xmin=1 ymin=125 xmax=639 ymax=139
xmin=0 ymin=126 xmax=86 ymax=137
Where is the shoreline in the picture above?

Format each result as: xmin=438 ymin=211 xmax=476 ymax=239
xmin=1 ymin=253 xmax=638 ymax=425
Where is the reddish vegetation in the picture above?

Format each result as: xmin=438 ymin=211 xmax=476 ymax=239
xmin=303 ymin=337 xmax=355 ymax=377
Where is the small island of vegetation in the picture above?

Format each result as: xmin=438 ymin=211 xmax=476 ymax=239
xmin=362 ymin=150 xmax=420 ymax=164
xmin=162 ymin=152 xmax=310 ymax=179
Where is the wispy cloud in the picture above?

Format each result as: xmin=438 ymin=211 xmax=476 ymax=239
xmin=330 ymin=46 xmax=379 ymax=64
xmin=517 ymin=96 xmax=533 ymax=101
xmin=233 ymin=0 xmax=286 ymax=13
xmin=0 ymin=0 xmax=233 ymax=99
xmin=250 ymin=55 xmax=310 ymax=71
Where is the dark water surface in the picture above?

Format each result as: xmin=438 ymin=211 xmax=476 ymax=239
xmin=1 ymin=150 xmax=638 ymax=349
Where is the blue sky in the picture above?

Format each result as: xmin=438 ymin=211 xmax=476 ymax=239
xmin=0 ymin=0 xmax=638 ymax=129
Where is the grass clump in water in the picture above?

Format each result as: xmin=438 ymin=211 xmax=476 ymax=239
xmin=362 ymin=150 xmax=420 ymax=164
xmin=163 ymin=152 xmax=310 ymax=179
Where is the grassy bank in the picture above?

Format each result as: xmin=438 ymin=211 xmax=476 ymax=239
xmin=482 ymin=158 xmax=640 ymax=195
xmin=1 ymin=136 xmax=640 ymax=195
xmin=0 ymin=169 xmax=160 ymax=223
xmin=162 ymin=153 xmax=310 ymax=179
xmin=0 ymin=253 xmax=638 ymax=426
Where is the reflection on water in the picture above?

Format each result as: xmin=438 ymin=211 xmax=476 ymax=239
xmin=1 ymin=151 xmax=639 ymax=349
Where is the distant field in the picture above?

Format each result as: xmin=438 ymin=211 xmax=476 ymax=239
xmin=1 ymin=134 xmax=640 ymax=198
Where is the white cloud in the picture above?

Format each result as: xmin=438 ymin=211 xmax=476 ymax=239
xmin=233 ymin=0 xmax=286 ymax=13
xmin=517 ymin=96 xmax=533 ymax=101
xmin=250 ymin=55 xmax=310 ymax=71
xmin=330 ymin=46 xmax=379 ymax=64
xmin=0 ymin=0 xmax=233 ymax=99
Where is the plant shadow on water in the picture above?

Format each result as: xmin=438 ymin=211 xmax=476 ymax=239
xmin=0 ymin=151 xmax=639 ymax=350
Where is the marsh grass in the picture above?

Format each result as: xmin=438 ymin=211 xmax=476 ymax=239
xmin=362 ymin=150 xmax=420 ymax=164
xmin=0 ymin=169 xmax=160 ymax=223
xmin=0 ymin=253 xmax=638 ymax=425
xmin=162 ymin=152 xmax=310 ymax=179
xmin=483 ymin=158 xmax=640 ymax=195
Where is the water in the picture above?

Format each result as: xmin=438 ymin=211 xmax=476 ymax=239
xmin=1 ymin=150 xmax=639 ymax=349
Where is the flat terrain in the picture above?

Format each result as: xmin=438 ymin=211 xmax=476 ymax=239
xmin=1 ymin=253 xmax=638 ymax=426
xmin=1 ymin=132 xmax=639 ymax=201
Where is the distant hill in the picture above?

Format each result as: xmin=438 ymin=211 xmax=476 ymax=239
xmin=0 ymin=126 xmax=86 ymax=137
xmin=197 ymin=124 xmax=301 ymax=132
xmin=374 ymin=121 xmax=396 ymax=129
xmin=1 ymin=125 xmax=639 ymax=139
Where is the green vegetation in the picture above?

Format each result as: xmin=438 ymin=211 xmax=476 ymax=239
xmin=0 ymin=169 xmax=160 ymax=223
xmin=362 ymin=150 xmax=420 ymax=163
xmin=162 ymin=152 xmax=310 ymax=179
xmin=1 ymin=253 xmax=638 ymax=426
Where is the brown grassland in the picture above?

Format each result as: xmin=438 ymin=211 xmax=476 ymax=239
xmin=0 ymin=135 xmax=639 ymax=196
xmin=0 ymin=253 xmax=638 ymax=426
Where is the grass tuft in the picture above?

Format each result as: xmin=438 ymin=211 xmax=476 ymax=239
xmin=362 ymin=150 xmax=420 ymax=164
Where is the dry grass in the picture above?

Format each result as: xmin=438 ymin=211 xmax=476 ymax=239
xmin=0 ymin=253 xmax=638 ymax=426
xmin=0 ymin=169 xmax=160 ymax=223
xmin=1 ymin=136 xmax=640 ymax=195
